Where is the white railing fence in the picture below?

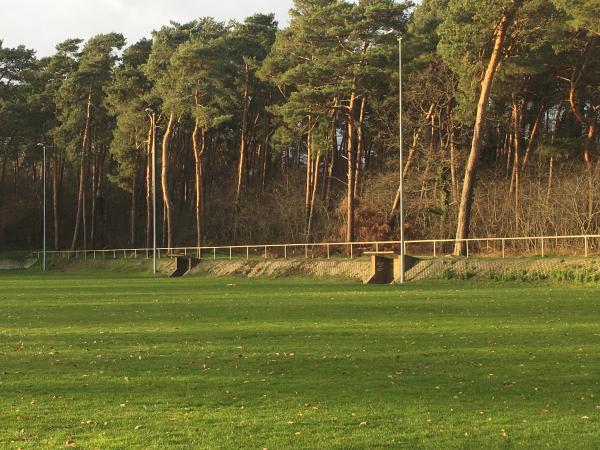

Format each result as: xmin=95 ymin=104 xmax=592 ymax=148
xmin=36 ymin=234 xmax=600 ymax=261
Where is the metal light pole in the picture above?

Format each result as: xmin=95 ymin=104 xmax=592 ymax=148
xmin=398 ymin=37 xmax=405 ymax=284
xmin=36 ymin=143 xmax=47 ymax=272
xmin=145 ymin=108 xmax=157 ymax=274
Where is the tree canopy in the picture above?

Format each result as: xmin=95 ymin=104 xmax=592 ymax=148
xmin=1 ymin=0 xmax=599 ymax=252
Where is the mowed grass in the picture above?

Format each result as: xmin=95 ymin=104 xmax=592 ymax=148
xmin=1 ymin=272 xmax=600 ymax=449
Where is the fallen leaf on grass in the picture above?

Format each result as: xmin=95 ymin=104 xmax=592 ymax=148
xmin=65 ymin=441 xmax=76 ymax=447
xmin=359 ymin=421 xmax=368 ymax=427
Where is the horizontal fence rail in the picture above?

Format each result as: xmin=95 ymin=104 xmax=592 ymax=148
xmin=36 ymin=234 xmax=600 ymax=261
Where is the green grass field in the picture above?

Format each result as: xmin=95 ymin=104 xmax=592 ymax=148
xmin=2 ymin=271 xmax=600 ymax=449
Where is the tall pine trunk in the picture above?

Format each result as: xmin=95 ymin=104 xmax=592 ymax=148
xmin=52 ymin=152 xmax=60 ymax=250
xmin=388 ymin=129 xmax=422 ymax=227
xmin=354 ymin=98 xmax=367 ymax=199
xmin=583 ymin=123 xmax=598 ymax=224
xmin=162 ymin=113 xmax=175 ymax=249
xmin=305 ymin=114 xmax=313 ymax=223
xmin=130 ymin=172 xmax=137 ymax=247
xmin=509 ymin=95 xmax=524 ymax=230
xmin=235 ymin=63 xmax=250 ymax=206
xmin=546 ymin=104 xmax=563 ymax=203
xmin=192 ymin=121 xmax=206 ymax=248
xmin=90 ymin=155 xmax=97 ymax=249
xmin=146 ymin=122 xmax=152 ymax=250
xmin=521 ymin=104 xmax=544 ymax=170
xmin=453 ymin=1 xmax=522 ymax=255
xmin=70 ymin=90 xmax=93 ymax=251
xmin=307 ymin=147 xmax=321 ymax=239
xmin=90 ymin=145 xmax=107 ymax=249
xmin=346 ymin=87 xmax=357 ymax=242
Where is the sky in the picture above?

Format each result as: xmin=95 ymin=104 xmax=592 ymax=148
xmin=0 ymin=0 xmax=295 ymax=57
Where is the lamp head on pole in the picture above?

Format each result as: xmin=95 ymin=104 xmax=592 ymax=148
xmin=380 ymin=29 xmax=403 ymax=39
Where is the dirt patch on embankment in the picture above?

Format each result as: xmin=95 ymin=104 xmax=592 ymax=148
xmin=188 ymin=259 xmax=372 ymax=280
xmin=0 ymin=258 xmax=38 ymax=270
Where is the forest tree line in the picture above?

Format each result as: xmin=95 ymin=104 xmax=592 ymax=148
xmin=0 ymin=0 xmax=598 ymax=254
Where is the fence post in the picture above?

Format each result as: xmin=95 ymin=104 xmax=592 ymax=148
xmin=264 ymin=246 xmax=268 ymax=259
xmin=246 ymin=247 xmax=249 ymax=260
xmin=502 ymin=239 xmax=505 ymax=259
xmin=229 ymin=247 xmax=232 ymax=260
xmin=123 ymin=250 xmax=127 ymax=259
xmin=433 ymin=241 xmax=437 ymax=258
xmin=350 ymin=243 xmax=354 ymax=259
xmin=94 ymin=251 xmax=96 ymax=260
xmin=214 ymin=248 xmax=217 ymax=260
xmin=113 ymin=250 xmax=116 ymax=259
xmin=284 ymin=245 xmax=287 ymax=259
xmin=541 ymin=238 xmax=545 ymax=258
xmin=585 ymin=236 xmax=589 ymax=257
xmin=184 ymin=248 xmax=187 ymax=256
xmin=327 ymin=244 xmax=330 ymax=259
xmin=466 ymin=241 xmax=469 ymax=258
xmin=305 ymin=244 xmax=308 ymax=259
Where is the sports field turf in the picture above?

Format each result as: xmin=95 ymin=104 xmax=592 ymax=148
xmin=1 ymin=272 xmax=600 ymax=449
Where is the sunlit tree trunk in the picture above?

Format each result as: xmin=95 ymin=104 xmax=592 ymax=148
xmin=192 ymin=119 xmax=206 ymax=248
xmin=305 ymin=115 xmax=313 ymax=220
xmin=454 ymin=2 xmax=522 ymax=255
xmin=146 ymin=122 xmax=152 ymax=250
xmin=346 ymin=87 xmax=357 ymax=242
xmin=235 ymin=63 xmax=250 ymax=206
xmin=354 ymin=97 xmax=367 ymax=199
xmin=162 ymin=113 xmax=175 ymax=249
xmin=307 ymin=147 xmax=321 ymax=239
xmin=70 ymin=89 xmax=93 ymax=251
xmin=521 ymin=104 xmax=544 ymax=170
